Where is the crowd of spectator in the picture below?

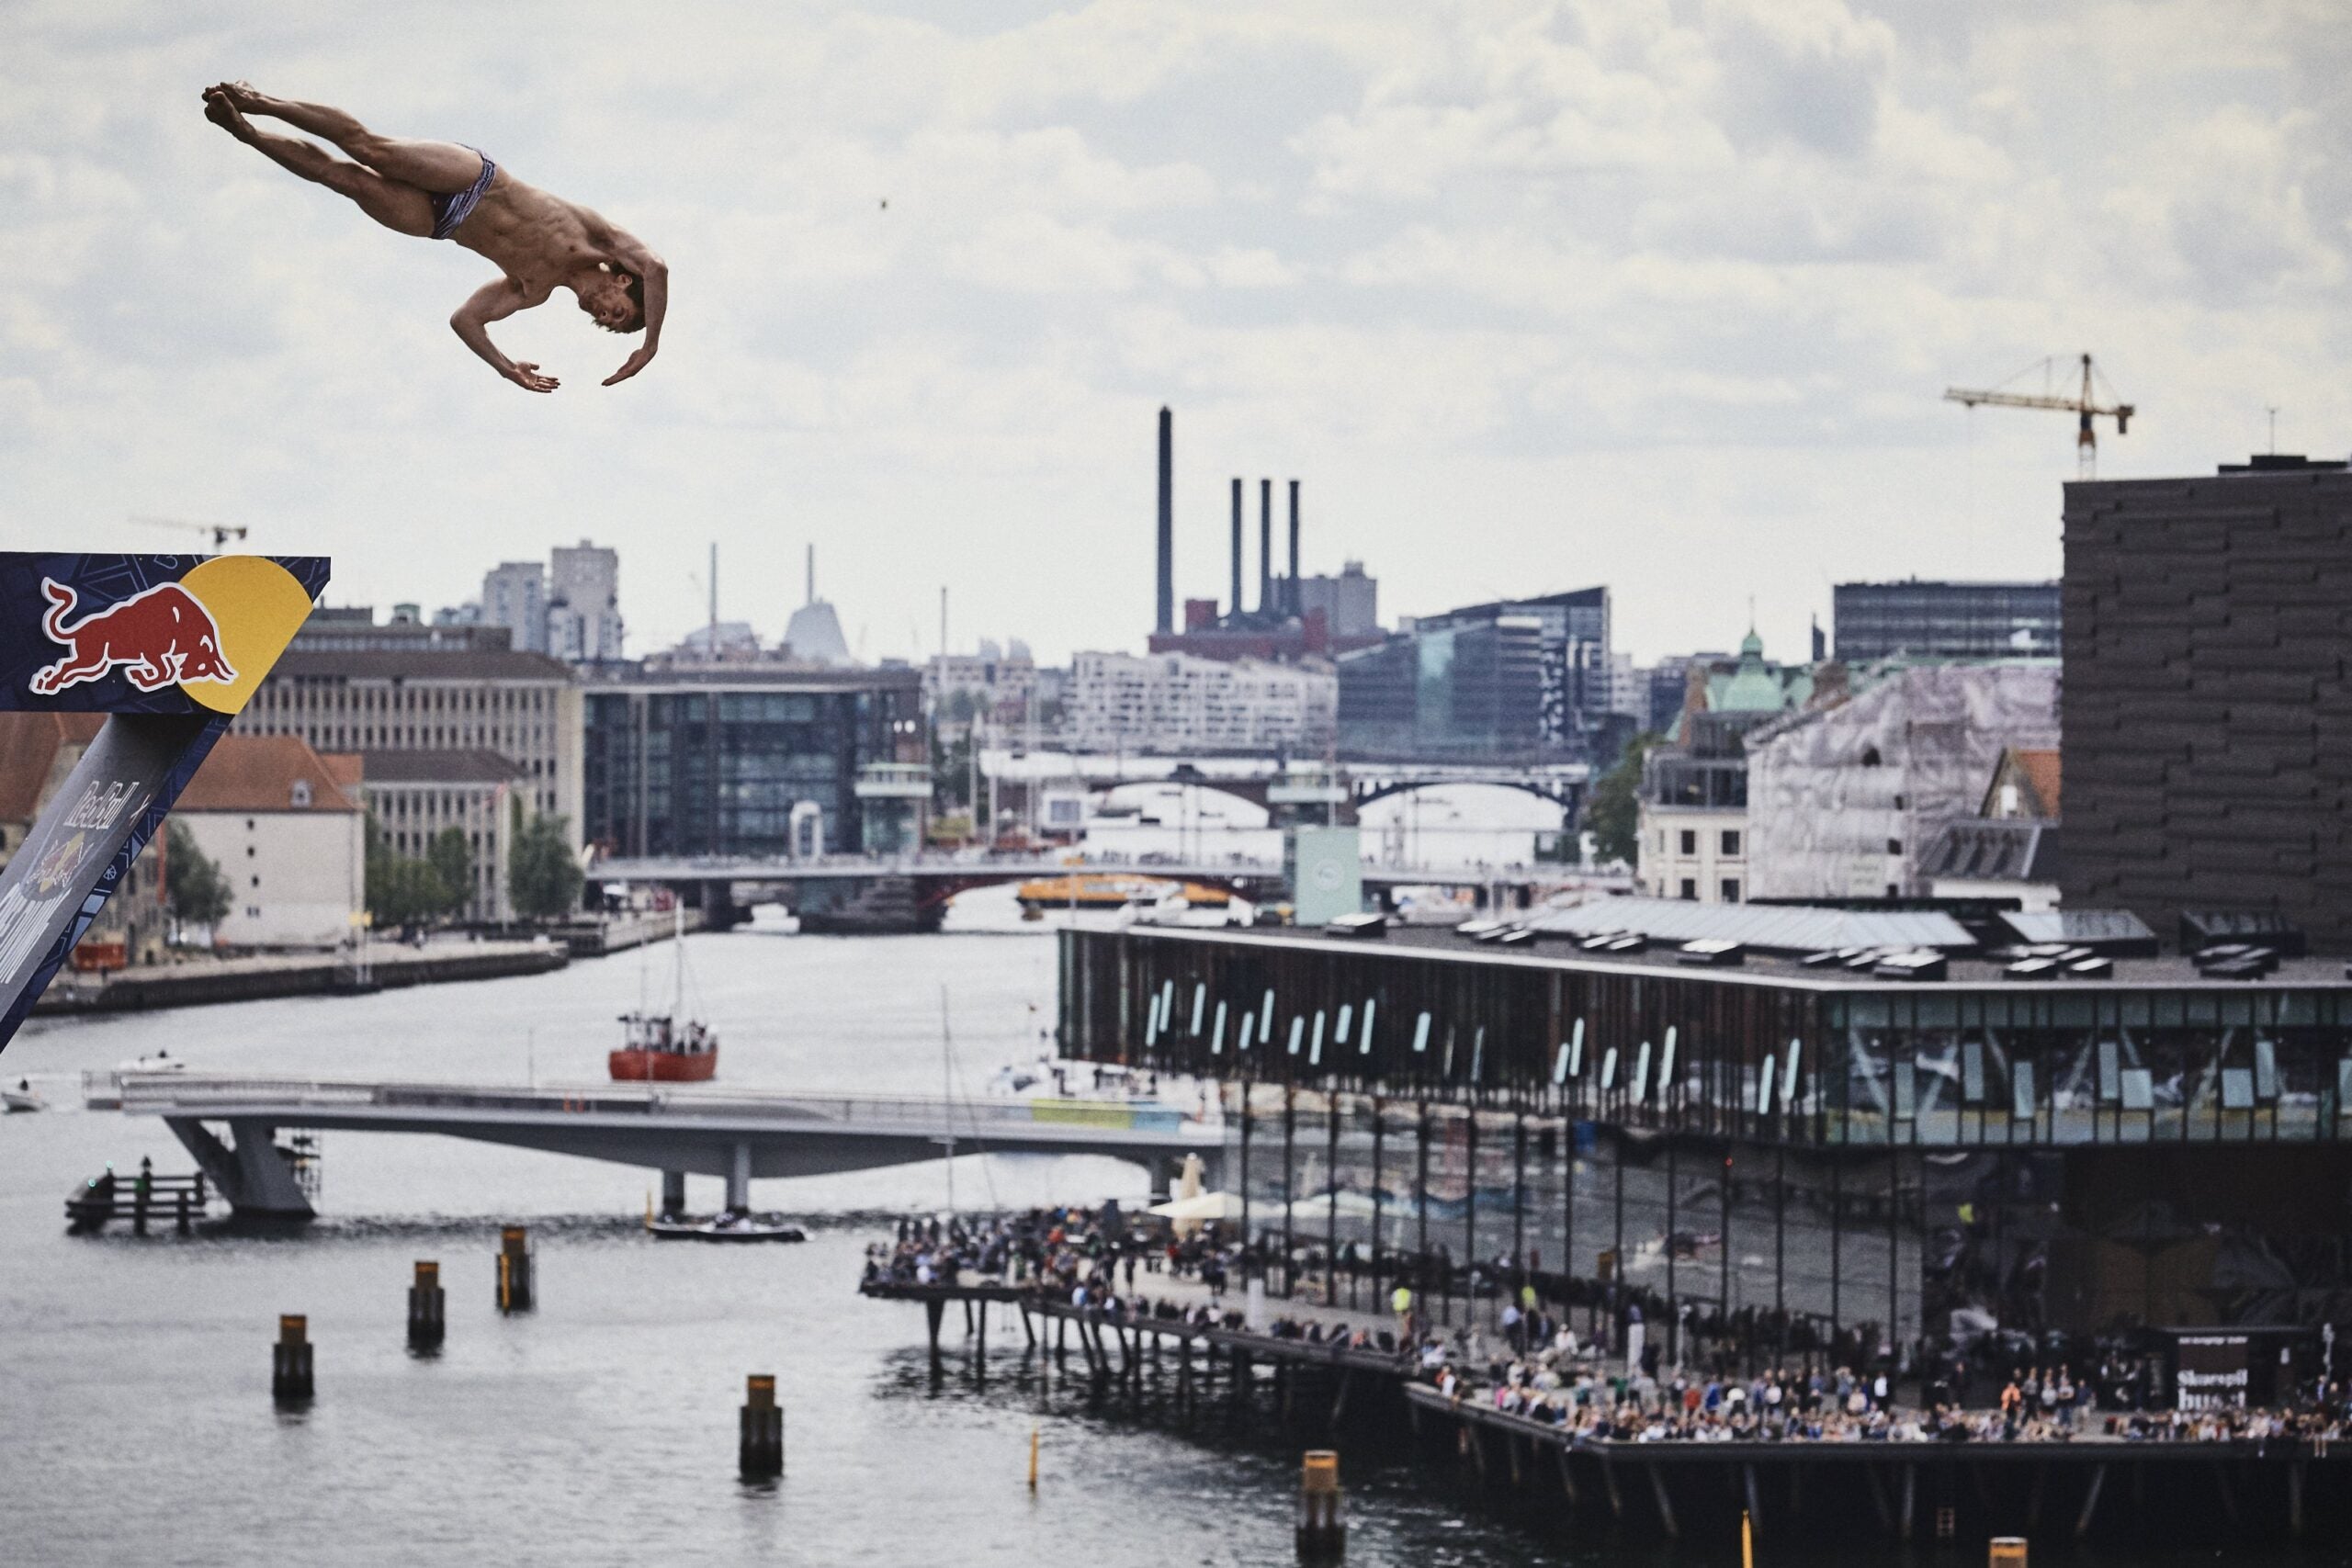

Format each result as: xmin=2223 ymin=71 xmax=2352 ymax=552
xmin=861 ymin=1207 xmax=2351 ymax=1449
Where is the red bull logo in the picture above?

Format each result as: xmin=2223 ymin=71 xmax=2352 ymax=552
xmin=28 ymin=579 xmax=237 ymax=696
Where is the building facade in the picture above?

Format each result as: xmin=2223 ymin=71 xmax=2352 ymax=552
xmin=238 ymin=648 xmax=582 ymax=845
xmin=1833 ymin=581 xmax=2062 ymax=662
xmin=1061 ymin=918 xmax=2352 ymax=1346
xmin=360 ymin=750 xmax=526 ymax=921
xmin=582 ymin=666 xmax=926 ymax=859
xmin=1337 ymin=587 xmax=1617 ymax=761
xmin=174 ymin=736 xmax=365 ymax=948
xmin=1294 ymin=561 xmax=1380 ymax=638
xmin=481 ymin=561 xmax=550 ymax=655
xmin=1065 ymin=650 xmax=1336 ymax=755
xmin=2062 ymin=456 xmax=2352 ymax=953
xmin=548 ymin=540 xmax=625 ymax=664
xmin=1635 ymin=631 xmax=1811 ymax=903
xmin=1746 ymin=663 xmax=2059 ymax=900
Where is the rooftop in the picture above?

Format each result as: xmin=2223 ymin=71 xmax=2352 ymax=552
xmin=1122 ymin=914 xmax=2351 ymax=993
xmin=176 ymin=736 xmax=360 ymax=814
xmin=356 ymin=749 xmax=526 ymax=785
xmin=272 ymin=649 xmax=574 ymax=682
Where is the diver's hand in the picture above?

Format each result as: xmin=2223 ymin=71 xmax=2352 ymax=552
xmin=604 ymin=343 xmax=657 ymax=387
xmin=506 ymin=361 xmax=560 ymax=393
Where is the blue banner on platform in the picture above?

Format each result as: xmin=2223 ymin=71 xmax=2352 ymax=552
xmin=0 ymin=552 xmax=331 ymax=1051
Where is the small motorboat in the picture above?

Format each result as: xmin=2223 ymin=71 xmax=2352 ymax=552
xmin=649 ymin=1210 xmax=807 ymax=1244
xmin=5 ymin=1078 xmax=45 ymax=1113
xmin=118 ymin=1052 xmax=186 ymax=1074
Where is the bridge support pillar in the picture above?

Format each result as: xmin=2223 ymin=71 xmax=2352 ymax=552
xmin=728 ymin=1143 xmax=752 ymax=1214
xmin=165 ymin=1117 xmax=314 ymax=1220
xmin=662 ymin=1169 xmax=687 ymax=1219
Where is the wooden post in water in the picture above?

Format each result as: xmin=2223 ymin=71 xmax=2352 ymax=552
xmin=497 ymin=1226 xmax=534 ymax=1314
xmin=1027 ymin=1427 xmax=1039 ymax=1492
xmin=272 ymin=1314 xmax=314 ymax=1404
xmin=1989 ymin=1539 xmax=2028 ymax=1568
xmin=1296 ymin=1450 xmax=1344 ymax=1564
xmin=408 ymin=1261 xmax=446 ymax=1351
xmin=739 ymin=1374 xmax=784 ymax=1479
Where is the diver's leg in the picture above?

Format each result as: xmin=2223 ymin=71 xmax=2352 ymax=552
xmin=204 ymin=95 xmax=435 ymax=237
xmin=210 ymin=83 xmax=485 ymax=194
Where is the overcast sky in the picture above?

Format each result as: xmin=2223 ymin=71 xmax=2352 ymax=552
xmin=3 ymin=1 xmax=2346 ymax=666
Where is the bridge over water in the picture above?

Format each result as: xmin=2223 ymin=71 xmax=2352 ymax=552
xmin=90 ymin=1073 xmax=1222 ymax=1221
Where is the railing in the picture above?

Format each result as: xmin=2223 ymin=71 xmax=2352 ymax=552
xmin=92 ymin=1072 xmax=1213 ymax=1138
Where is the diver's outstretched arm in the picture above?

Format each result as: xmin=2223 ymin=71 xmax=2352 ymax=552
xmin=451 ymin=277 xmax=558 ymax=392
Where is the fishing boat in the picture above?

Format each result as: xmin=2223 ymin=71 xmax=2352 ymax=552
xmin=608 ymin=910 xmax=718 ymax=1083
xmin=1013 ymin=872 xmax=1230 ymax=913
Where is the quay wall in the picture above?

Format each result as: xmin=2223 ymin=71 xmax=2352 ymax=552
xmin=36 ymin=941 xmax=569 ymax=1016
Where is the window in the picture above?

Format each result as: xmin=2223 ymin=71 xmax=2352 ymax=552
xmin=1721 ymin=878 xmax=1740 ymax=903
xmin=1886 ymin=883 xmax=1900 ymax=898
xmin=1679 ymin=878 xmax=1697 ymax=900
xmin=1887 ymin=838 xmax=1903 ymax=854
xmin=1860 ymin=746 xmax=1883 ymax=767
xmin=1720 ymin=829 xmax=1741 ymax=857
xmin=1679 ymin=829 xmax=1697 ymax=856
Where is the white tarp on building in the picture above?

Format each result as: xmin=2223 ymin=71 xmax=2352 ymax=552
xmin=1746 ymin=663 xmax=2060 ymax=900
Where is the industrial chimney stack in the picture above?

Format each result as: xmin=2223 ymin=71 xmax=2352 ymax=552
xmin=1229 ymin=478 xmax=1244 ymax=620
xmin=1286 ymin=479 xmax=1301 ymax=615
xmin=1155 ymin=407 xmax=1174 ymax=637
xmin=1259 ymin=479 xmax=1273 ymax=615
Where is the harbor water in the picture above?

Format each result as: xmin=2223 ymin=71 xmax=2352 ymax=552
xmin=0 ymin=907 xmax=2338 ymax=1565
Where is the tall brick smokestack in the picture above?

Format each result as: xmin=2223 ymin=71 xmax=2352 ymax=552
xmin=1229 ymin=478 xmax=1244 ymax=619
xmin=1155 ymin=407 xmax=1173 ymax=636
xmin=1287 ymin=479 xmax=1300 ymax=615
xmin=1259 ymin=479 xmax=1273 ymax=615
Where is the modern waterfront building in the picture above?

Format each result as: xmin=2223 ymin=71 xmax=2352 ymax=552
xmin=238 ymin=647 xmax=582 ymax=843
xmin=174 ymin=736 xmax=366 ymax=948
xmin=1337 ymin=587 xmax=1621 ymax=762
xmin=2062 ymin=455 xmax=2352 ymax=953
xmin=1833 ymin=581 xmax=2062 ymax=661
xmin=1746 ymin=663 xmax=2059 ymax=901
xmin=1059 ymin=909 xmax=2352 ymax=1350
xmin=580 ymin=664 xmax=926 ymax=860
xmin=1064 ymin=650 xmax=1336 ymax=755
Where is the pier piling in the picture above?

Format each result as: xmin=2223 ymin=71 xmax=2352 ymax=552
xmin=272 ymin=1314 xmax=313 ymax=1404
xmin=1296 ymin=1450 xmax=1345 ymax=1565
xmin=407 ymin=1260 xmax=446 ymax=1351
xmin=497 ymin=1226 xmax=534 ymax=1314
xmin=739 ymin=1374 xmax=785 ymax=1479
xmin=1989 ymin=1538 xmax=2028 ymax=1567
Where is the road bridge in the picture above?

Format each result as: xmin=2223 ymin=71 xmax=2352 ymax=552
xmin=588 ymin=853 xmax=1610 ymax=930
xmin=90 ymin=1073 xmax=1223 ymax=1221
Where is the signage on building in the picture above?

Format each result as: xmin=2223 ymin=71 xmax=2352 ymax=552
xmin=2174 ymin=1333 xmax=2252 ymax=1411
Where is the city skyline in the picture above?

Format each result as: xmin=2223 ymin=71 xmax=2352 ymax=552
xmin=3 ymin=2 xmax=2346 ymax=666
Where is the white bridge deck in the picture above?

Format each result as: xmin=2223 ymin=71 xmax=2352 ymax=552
xmin=90 ymin=1072 xmax=1219 ymax=1219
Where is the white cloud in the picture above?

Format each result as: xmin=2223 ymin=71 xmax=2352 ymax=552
xmin=0 ymin=0 xmax=2345 ymax=669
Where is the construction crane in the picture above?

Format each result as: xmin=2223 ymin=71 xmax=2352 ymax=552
xmin=1943 ymin=353 xmax=2133 ymax=479
xmin=129 ymin=515 xmax=249 ymax=550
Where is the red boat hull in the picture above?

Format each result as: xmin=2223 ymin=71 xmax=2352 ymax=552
xmin=608 ymin=1048 xmax=718 ymax=1083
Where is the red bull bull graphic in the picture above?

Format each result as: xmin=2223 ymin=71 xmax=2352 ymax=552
xmin=31 ymin=578 xmax=238 ymax=695
xmin=0 ymin=551 xmax=329 ymax=1051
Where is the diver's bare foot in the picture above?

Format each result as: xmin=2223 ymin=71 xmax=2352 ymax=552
xmin=202 ymin=91 xmax=254 ymax=141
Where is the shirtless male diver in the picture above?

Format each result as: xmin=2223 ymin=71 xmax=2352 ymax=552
xmin=201 ymin=83 xmax=666 ymax=392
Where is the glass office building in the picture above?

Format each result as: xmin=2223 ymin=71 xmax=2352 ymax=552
xmin=1833 ymin=581 xmax=2061 ymax=661
xmin=1061 ymin=922 xmax=2352 ymax=1352
xmin=582 ymin=667 xmax=923 ymax=859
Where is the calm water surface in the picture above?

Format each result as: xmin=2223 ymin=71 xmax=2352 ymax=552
xmin=0 ymin=908 xmax=2340 ymax=1565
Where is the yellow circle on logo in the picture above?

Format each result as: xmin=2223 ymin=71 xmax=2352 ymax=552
xmin=176 ymin=556 xmax=317 ymax=715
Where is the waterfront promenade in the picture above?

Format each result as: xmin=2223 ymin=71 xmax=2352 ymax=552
xmin=859 ymin=1211 xmax=2352 ymax=1547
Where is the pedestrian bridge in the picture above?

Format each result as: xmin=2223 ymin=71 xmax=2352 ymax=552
xmin=89 ymin=1072 xmax=1221 ymax=1221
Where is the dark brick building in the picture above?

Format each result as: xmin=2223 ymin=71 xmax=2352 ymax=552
xmin=2062 ymin=455 xmax=2352 ymax=953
